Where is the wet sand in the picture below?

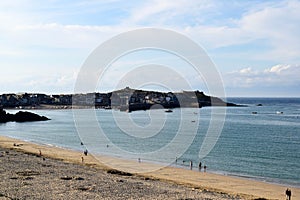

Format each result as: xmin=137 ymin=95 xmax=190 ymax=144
xmin=0 ymin=136 xmax=299 ymax=199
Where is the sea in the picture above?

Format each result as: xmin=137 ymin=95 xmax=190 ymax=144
xmin=0 ymin=97 xmax=299 ymax=188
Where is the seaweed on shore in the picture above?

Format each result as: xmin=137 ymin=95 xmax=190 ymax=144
xmin=107 ymin=169 xmax=133 ymax=176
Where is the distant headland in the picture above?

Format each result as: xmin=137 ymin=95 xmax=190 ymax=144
xmin=0 ymin=87 xmax=242 ymax=112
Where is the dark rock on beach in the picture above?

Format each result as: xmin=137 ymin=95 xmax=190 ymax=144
xmin=0 ymin=108 xmax=50 ymax=123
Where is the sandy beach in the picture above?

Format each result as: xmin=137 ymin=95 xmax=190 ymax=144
xmin=0 ymin=136 xmax=299 ymax=200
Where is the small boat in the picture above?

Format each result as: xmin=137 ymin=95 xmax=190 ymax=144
xmin=276 ymin=111 xmax=283 ymax=114
xmin=252 ymin=112 xmax=258 ymax=114
xmin=165 ymin=109 xmax=173 ymax=113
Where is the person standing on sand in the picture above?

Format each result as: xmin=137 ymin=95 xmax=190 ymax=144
xmin=190 ymin=160 xmax=193 ymax=170
xmin=204 ymin=165 xmax=207 ymax=172
xmin=286 ymin=188 xmax=291 ymax=200
xmin=198 ymin=162 xmax=202 ymax=171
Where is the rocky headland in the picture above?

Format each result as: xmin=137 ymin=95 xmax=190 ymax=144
xmin=0 ymin=87 xmax=242 ymax=112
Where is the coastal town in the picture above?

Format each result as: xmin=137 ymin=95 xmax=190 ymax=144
xmin=0 ymin=87 xmax=238 ymax=111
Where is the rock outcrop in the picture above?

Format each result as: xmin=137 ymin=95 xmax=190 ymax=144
xmin=0 ymin=109 xmax=50 ymax=123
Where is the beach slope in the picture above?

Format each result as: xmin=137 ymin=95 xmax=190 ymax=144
xmin=0 ymin=136 xmax=299 ymax=199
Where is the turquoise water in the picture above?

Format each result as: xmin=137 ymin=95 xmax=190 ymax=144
xmin=0 ymin=98 xmax=299 ymax=187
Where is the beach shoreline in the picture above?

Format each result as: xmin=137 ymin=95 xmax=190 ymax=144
xmin=0 ymin=135 xmax=299 ymax=200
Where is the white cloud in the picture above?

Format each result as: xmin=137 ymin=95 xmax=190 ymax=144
xmin=239 ymin=67 xmax=256 ymax=75
xmin=123 ymin=0 xmax=214 ymax=26
xmin=1 ymin=0 xmax=300 ymax=61
xmin=0 ymin=0 xmax=299 ymax=96
xmin=182 ymin=25 xmax=250 ymax=49
xmin=264 ymin=64 xmax=299 ymax=75
xmin=0 ymin=49 xmax=24 ymax=56
xmin=16 ymin=72 xmax=77 ymax=94
xmin=177 ymin=1 xmax=300 ymax=63
xmin=237 ymin=0 xmax=300 ymax=61
xmin=11 ymin=23 xmax=126 ymax=49
xmin=225 ymin=64 xmax=300 ymax=88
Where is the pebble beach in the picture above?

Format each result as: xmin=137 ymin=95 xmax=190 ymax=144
xmin=0 ymin=136 xmax=299 ymax=200
xmin=0 ymin=147 xmax=238 ymax=199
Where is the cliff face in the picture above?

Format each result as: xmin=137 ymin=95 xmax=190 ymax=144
xmin=0 ymin=109 xmax=50 ymax=123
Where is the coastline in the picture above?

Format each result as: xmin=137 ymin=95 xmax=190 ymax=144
xmin=0 ymin=88 xmax=241 ymax=113
xmin=1 ymin=135 xmax=299 ymax=199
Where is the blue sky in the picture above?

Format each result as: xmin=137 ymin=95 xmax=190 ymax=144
xmin=0 ymin=0 xmax=299 ymax=97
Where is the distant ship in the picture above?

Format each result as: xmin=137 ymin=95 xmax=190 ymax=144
xmin=165 ymin=109 xmax=173 ymax=113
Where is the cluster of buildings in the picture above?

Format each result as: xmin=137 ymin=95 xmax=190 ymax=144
xmin=0 ymin=87 xmax=233 ymax=111
xmin=0 ymin=93 xmax=71 ymax=108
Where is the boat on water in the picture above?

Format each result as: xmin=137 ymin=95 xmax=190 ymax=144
xmin=165 ymin=109 xmax=173 ymax=113
xmin=276 ymin=111 xmax=283 ymax=114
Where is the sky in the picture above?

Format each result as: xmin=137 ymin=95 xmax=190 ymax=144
xmin=0 ymin=0 xmax=299 ymax=97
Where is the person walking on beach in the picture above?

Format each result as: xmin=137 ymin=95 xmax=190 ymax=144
xmin=198 ymin=162 xmax=202 ymax=171
xmin=203 ymin=165 xmax=207 ymax=172
xmin=286 ymin=188 xmax=291 ymax=200
xmin=190 ymin=160 xmax=193 ymax=170
xmin=83 ymin=149 xmax=88 ymax=156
